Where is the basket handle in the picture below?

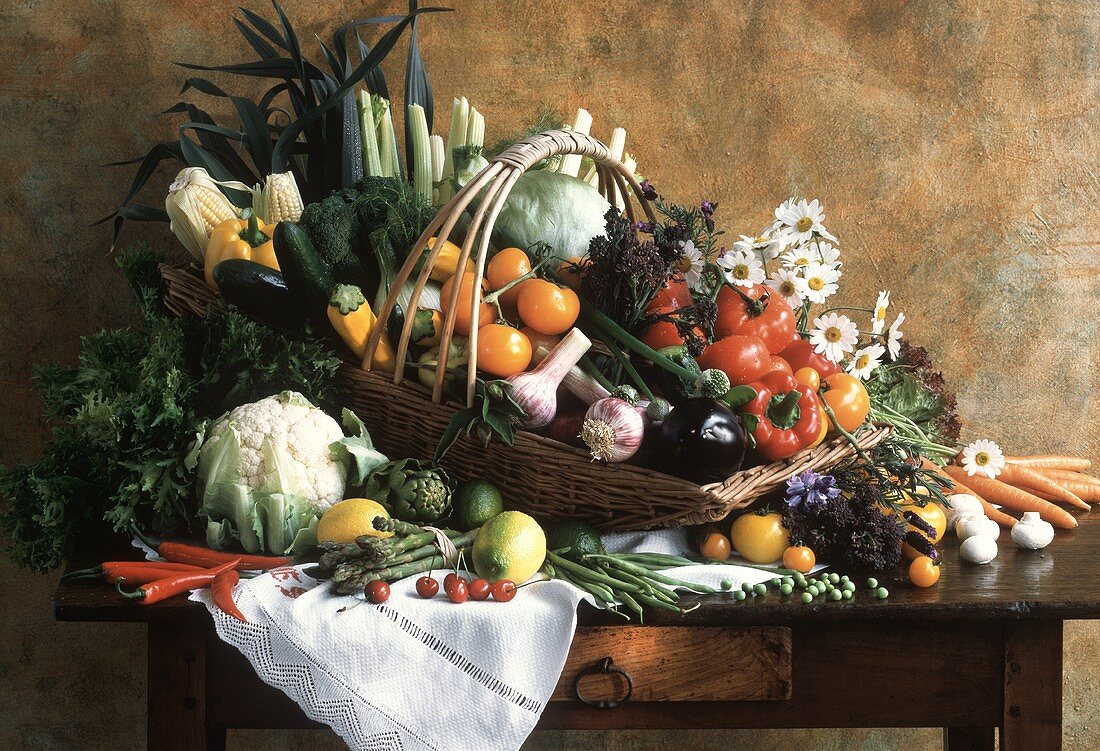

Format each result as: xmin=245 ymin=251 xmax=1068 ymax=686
xmin=364 ymin=129 xmax=657 ymax=408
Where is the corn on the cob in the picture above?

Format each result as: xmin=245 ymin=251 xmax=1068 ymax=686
xmin=165 ymin=167 xmax=240 ymax=261
xmin=254 ymin=171 xmax=304 ymax=223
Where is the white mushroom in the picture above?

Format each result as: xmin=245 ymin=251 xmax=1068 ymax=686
xmin=1010 ymin=511 xmax=1055 ymax=550
xmin=960 ymin=535 xmax=999 ymax=564
xmin=956 ymin=515 xmax=1001 ymax=542
xmin=945 ymin=493 xmax=985 ymax=526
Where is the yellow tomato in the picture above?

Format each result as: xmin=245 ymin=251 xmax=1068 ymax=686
xmin=729 ymin=512 xmax=790 ymax=564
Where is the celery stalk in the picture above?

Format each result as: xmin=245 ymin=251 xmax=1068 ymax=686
xmin=358 ymin=90 xmax=382 ymax=177
xmin=440 ymin=97 xmax=469 ymax=202
xmin=407 ymin=104 xmax=432 ymax=202
xmin=372 ymin=95 xmax=401 ymax=179
xmin=558 ymin=108 xmax=592 ymax=177
xmin=429 ymin=134 xmax=445 ymax=204
xmin=466 ymin=107 xmax=485 ymax=150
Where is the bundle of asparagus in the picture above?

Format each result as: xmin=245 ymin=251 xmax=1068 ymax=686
xmin=318 ymin=517 xmax=478 ymax=596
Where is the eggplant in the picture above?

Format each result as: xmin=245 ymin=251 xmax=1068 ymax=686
xmin=650 ymin=398 xmax=746 ymax=483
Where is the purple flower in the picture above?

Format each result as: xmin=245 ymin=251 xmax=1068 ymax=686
xmin=640 ymin=179 xmax=659 ymax=200
xmin=700 ymin=200 xmax=716 ymax=233
xmin=784 ymin=470 xmax=841 ymax=509
xmin=634 ymin=221 xmax=655 ymax=234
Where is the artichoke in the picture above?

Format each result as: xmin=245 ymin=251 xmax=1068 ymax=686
xmin=363 ymin=459 xmax=455 ymax=523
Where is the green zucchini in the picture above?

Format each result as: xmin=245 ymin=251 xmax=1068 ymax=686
xmin=212 ymin=259 xmax=304 ymax=329
xmin=272 ymin=221 xmax=336 ymax=315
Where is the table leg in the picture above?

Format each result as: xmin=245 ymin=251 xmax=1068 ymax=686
xmin=943 ymin=727 xmax=995 ymax=751
xmin=1001 ymin=620 xmax=1063 ymax=751
xmin=148 ymin=620 xmax=209 ymax=751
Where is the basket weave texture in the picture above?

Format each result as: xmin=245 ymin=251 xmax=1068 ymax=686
xmin=159 ymin=130 xmax=889 ymax=530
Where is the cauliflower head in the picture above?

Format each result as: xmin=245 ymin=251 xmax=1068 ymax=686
xmin=200 ymin=391 xmax=347 ymax=512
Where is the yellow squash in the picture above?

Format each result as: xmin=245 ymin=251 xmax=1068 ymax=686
xmin=424 ymin=237 xmax=473 ymax=282
xmin=327 ymin=284 xmax=396 ymax=373
xmin=204 ymin=211 xmax=279 ymax=291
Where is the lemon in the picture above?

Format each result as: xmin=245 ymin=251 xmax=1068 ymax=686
xmin=472 ymin=511 xmax=546 ymax=583
xmin=316 ymin=498 xmax=394 ymax=544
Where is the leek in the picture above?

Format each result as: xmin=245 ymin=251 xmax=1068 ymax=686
xmin=358 ymin=90 xmax=382 ymax=177
xmin=429 ymin=134 xmax=445 ymax=204
xmin=558 ymin=108 xmax=592 ymax=177
xmin=407 ymin=104 xmax=432 ymax=202
xmin=373 ymin=94 xmax=401 ymax=179
xmin=466 ymin=106 xmax=485 ymax=150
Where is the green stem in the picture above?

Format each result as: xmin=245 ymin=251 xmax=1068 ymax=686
xmin=820 ymin=306 xmax=874 ymax=316
xmin=482 ymin=257 xmax=555 ymax=306
xmin=580 ymin=302 xmax=698 ymax=381
xmin=604 ymin=344 xmax=655 ymax=401
xmin=579 ymin=355 xmax=615 ymax=391
xmin=238 ymin=209 xmax=269 ymax=247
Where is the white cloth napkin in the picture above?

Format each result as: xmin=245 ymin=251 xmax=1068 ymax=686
xmin=189 ymin=531 xmax=775 ymax=751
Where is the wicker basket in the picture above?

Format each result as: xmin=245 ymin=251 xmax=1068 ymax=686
xmin=160 ymin=130 xmax=890 ymax=530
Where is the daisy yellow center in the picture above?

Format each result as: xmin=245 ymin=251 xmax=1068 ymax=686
xmin=825 ymin=326 xmax=842 ymax=343
xmin=974 ymin=451 xmax=990 ymax=466
xmin=855 ymin=354 xmax=870 ymax=369
xmin=876 ymin=307 xmax=886 ymax=321
xmin=732 ymin=265 xmax=749 ymax=279
xmin=755 ymin=236 xmax=768 ymax=244
xmin=676 ymin=257 xmax=693 ymax=273
xmin=807 ymin=276 xmax=825 ymax=291
xmin=779 ymin=280 xmax=797 ymax=295
xmin=794 ymin=257 xmax=809 ymax=267
xmin=796 ymin=217 xmax=814 ymax=232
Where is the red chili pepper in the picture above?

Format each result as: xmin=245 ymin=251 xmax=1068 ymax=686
xmin=61 ymin=561 xmax=202 ymax=584
xmin=117 ymin=558 xmax=241 ymax=605
xmin=104 ymin=565 xmax=206 ymax=585
xmin=157 ymin=541 xmax=292 ymax=571
xmin=741 ymin=370 xmax=825 ymax=462
xmin=211 ymin=570 xmax=248 ymax=623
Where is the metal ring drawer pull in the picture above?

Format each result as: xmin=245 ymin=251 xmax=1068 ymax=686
xmin=572 ymin=656 xmax=634 ymax=709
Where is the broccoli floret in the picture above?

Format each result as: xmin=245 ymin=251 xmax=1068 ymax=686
xmin=297 ymin=192 xmax=371 ymax=285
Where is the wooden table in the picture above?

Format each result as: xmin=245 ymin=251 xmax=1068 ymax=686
xmin=53 ymin=514 xmax=1100 ymax=751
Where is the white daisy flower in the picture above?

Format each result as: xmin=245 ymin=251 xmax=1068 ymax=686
xmin=733 ymin=231 xmax=784 ymax=260
xmin=781 ymin=244 xmax=815 ymax=269
xmin=772 ymin=198 xmax=838 ymax=245
xmin=797 ymin=262 xmax=841 ymax=303
xmin=960 ymin=439 xmax=1005 ymax=479
xmin=676 ymin=240 xmax=706 ymax=289
xmin=809 ymin=312 xmax=858 ymax=363
xmin=886 ymin=311 xmax=906 ymax=359
xmin=810 ymin=240 xmax=841 ymax=268
xmin=847 ymin=343 xmax=886 ymax=380
xmin=766 ymin=268 xmax=804 ymax=309
xmin=872 ymin=291 xmax=890 ymax=335
xmin=717 ymin=249 xmax=765 ymax=288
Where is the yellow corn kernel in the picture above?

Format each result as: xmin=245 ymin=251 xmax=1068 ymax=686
xmin=165 ymin=167 xmax=239 ymax=261
xmin=255 ymin=171 xmax=304 ymax=223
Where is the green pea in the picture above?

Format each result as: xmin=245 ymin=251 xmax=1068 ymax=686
xmin=876 ymin=587 xmax=889 ymax=599
xmin=770 ymin=578 xmax=781 ymax=586
xmin=753 ymin=583 xmax=768 ymax=596
xmin=829 ymin=589 xmax=843 ymax=601
xmin=800 ymin=592 xmax=813 ymax=604
xmin=794 ymin=573 xmax=807 ymax=584
xmin=843 ymin=582 xmax=856 ymax=593
xmin=735 ymin=590 xmax=747 ymax=601
xmin=842 ymin=590 xmax=853 ymax=600
xmin=840 ymin=575 xmax=850 ymax=584
xmin=742 ymin=582 xmax=755 ymax=593
xmin=867 ymin=577 xmax=879 ymax=589
xmin=720 ymin=578 xmax=734 ymax=591
xmin=808 ymin=585 xmax=821 ymax=596
xmin=782 ymin=577 xmax=794 ymax=587
xmin=828 ymin=573 xmax=840 ymax=584
xmin=780 ymin=583 xmax=793 ymax=595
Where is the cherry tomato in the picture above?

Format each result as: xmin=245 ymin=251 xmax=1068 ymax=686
xmin=778 ymin=338 xmax=840 ymax=377
xmin=714 ymin=284 xmax=797 ymax=353
xmin=640 ymin=306 xmax=704 ymax=350
xmin=697 ymin=530 xmax=732 ymax=561
xmin=782 ymin=545 xmax=816 ymax=573
xmin=447 ymin=578 xmax=469 ymax=604
xmin=486 ymin=248 xmax=532 ymax=306
xmin=364 ymin=580 xmax=390 ymax=604
xmin=468 ymin=578 xmax=492 ymax=601
xmin=476 ymin=324 xmax=532 ymax=377
xmin=810 ymin=404 xmax=828 ymax=448
xmin=558 ymin=256 xmax=592 ymax=291
xmin=522 ymin=327 xmax=561 ymax=365
xmin=793 ymin=367 xmax=821 ymax=391
xmin=517 ymin=279 xmax=580 ymax=335
xmin=490 ymin=579 xmax=517 ymax=602
xmin=908 ymin=556 xmax=941 ymax=588
xmin=729 ymin=512 xmax=790 ymax=564
xmin=415 ymin=576 xmax=439 ymax=599
xmin=440 ymin=273 xmax=494 ymax=335
xmin=646 ymin=276 xmax=693 ymax=313
xmin=821 ymin=373 xmax=871 ymax=432
xmin=698 ymin=334 xmax=772 ymax=386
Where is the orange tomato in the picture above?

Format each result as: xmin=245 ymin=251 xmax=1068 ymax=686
xmin=517 ymin=279 xmax=580 ymax=335
xmin=521 ymin=327 xmax=561 ymax=365
xmin=782 ymin=545 xmax=816 ymax=573
xmin=640 ymin=306 xmax=703 ymax=350
xmin=793 ymin=367 xmax=821 ymax=392
xmin=440 ymin=273 xmax=494 ymax=335
xmin=697 ymin=531 xmax=732 ymax=561
xmin=486 ymin=248 xmax=532 ymax=306
xmin=475 ymin=324 xmax=532 ymax=377
xmin=908 ymin=556 xmax=941 ymax=588
xmin=821 ymin=372 xmax=870 ymax=432
xmin=558 ymin=256 xmax=592 ymax=291
xmin=810 ymin=404 xmax=828 ymax=448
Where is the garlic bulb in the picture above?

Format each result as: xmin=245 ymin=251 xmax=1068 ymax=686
xmin=1011 ymin=511 xmax=1055 ymax=550
xmin=960 ymin=535 xmax=999 ymax=564
xmin=580 ymin=397 xmax=645 ymax=462
xmin=945 ymin=493 xmax=985 ymax=526
xmin=956 ymin=515 xmax=1000 ymax=541
xmin=507 ymin=329 xmax=592 ymax=429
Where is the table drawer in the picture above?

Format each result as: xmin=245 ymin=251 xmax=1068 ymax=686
xmin=552 ymin=626 xmax=792 ymax=705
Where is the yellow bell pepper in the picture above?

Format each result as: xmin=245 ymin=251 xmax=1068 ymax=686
xmin=327 ymin=284 xmax=396 ymax=373
xmin=204 ymin=211 xmax=280 ymax=291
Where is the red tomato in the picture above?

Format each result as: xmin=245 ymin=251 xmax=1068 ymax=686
xmin=646 ymin=276 xmax=693 ymax=313
xmin=640 ymin=306 xmax=703 ymax=350
xmin=778 ymin=338 xmax=840 ymax=377
xmin=714 ymin=284 xmax=797 ymax=354
xmin=764 ymin=355 xmax=793 ymax=377
xmin=697 ymin=334 xmax=772 ymax=386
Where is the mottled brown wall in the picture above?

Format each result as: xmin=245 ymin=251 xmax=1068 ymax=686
xmin=1 ymin=1 xmax=1098 ymax=749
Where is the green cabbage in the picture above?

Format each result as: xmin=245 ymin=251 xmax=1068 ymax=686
xmin=491 ymin=170 xmax=610 ymax=258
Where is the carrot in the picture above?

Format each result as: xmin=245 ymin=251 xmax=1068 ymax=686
xmin=996 ymin=464 xmax=1090 ymax=510
xmin=919 ymin=460 xmax=1017 ymax=528
xmin=1004 ymin=455 xmax=1091 ymax=471
xmin=1038 ymin=469 xmax=1100 ymax=501
xmin=943 ymin=466 xmax=1077 ymax=529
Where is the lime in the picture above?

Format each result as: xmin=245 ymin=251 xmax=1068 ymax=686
xmin=544 ymin=520 xmax=605 ymax=561
xmin=451 ymin=479 xmax=504 ymax=531
xmin=472 ymin=511 xmax=546 ymax=583
xmin=316 ymin=498 xmax=394 ymax=544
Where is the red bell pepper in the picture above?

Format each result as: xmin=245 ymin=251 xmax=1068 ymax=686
xmin=778 ymin=338 xmax=840 ymax=377
xmin=741 ymin=371 xmax=825 ymax=461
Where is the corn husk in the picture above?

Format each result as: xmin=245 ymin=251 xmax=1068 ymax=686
xmin=253 ymin=171 xmax=304 ymax=223
xmin=165 ymin=167 xmax=242 ymax=261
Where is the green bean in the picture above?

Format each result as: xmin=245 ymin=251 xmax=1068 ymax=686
xmin=548 ymin=553 xmax=646 ymax=594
